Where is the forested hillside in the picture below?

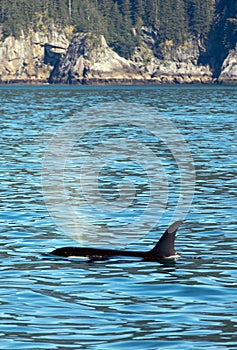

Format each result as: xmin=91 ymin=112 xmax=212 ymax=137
xmin=0 ymin=0 xmax=236 ymax=59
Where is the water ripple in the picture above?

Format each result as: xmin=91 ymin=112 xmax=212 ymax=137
xmin=0 ymin=85 xmax=237 ymax=350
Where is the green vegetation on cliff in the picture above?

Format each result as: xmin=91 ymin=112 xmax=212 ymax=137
xmin=0 ymin=0 xmax=236 ymax=59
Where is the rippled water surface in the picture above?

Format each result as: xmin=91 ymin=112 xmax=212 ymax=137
xmin=1 ymin=85 xmax=237 ymax=349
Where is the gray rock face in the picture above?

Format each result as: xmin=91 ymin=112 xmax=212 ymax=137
xmin=132 ymin=37 xmax=213 ymax=84
xmin=50 ymin=33 xmax=144 ymax=84
xmin=50 ymin=32 xmax=213 ymax=84
xmin=0 ymin=28 xmax=236 ymax=84
xmin=219 ymin=44 xmax=237 ymax=84
xmin=0 ymin=28 xmax=71 ymax=83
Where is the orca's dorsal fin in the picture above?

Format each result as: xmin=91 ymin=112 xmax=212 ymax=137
xmin=149 ymin=220 xmax=183 ymax=258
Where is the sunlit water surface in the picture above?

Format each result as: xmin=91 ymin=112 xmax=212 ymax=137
xmin=1 ymin=85 xmax=237 ymax=349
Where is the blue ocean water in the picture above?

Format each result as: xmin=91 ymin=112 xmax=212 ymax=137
xmin=0 ymin=85 xmax=237 ymax=349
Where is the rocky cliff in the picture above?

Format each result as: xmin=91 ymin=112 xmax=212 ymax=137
xmin=218 ymin=44 xmax=237 ymax=84
xmin=48 ymin=32 xmax=213 ymax=84
xmin=49 ymin=32 xmax=144 ymax=84
xmin=0 ymin=28 xmax=236 ymax=84
xmin=0 ymin=28 xmax=72 ymax=84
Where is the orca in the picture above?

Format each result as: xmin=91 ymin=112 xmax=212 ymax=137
xmin=50 ymin=220 xmax=182 ymax=262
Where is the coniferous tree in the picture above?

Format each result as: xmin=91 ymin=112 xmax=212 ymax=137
xmin=131 ymin=0 xmax=144 ymax=26
xmin=158 ymin=0 xmax=186 ymax=44
xmin=184 ymin=0 xmax=214 ymax=36
xmin=222 ymin=0 xmax=237 ymax=49
xmin=144 ymin=0 xmax=159 ymax=27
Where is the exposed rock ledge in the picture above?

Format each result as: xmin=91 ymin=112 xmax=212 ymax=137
xmin=219 ymin=44 xmax=237 ymax=84
xmin=49 ymin=33 xmax=144 ymax=84
xmin=49 ymin=33 xmax=213 ymax=84
xmin=0 ymin=29 xmax=235 ymax=84
xmin=0 ymin=28 xmax=71 ymax=84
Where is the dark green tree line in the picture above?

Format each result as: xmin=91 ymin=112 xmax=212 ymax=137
xmin=1 ymin=0 xmax=235 ymax=58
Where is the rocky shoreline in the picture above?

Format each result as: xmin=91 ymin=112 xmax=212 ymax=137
xmin=0 ymin=29 xmax=236 ymax=85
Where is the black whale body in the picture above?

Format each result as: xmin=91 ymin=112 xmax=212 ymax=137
xmin=50 ymin=220 xmax=182 ymax=261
